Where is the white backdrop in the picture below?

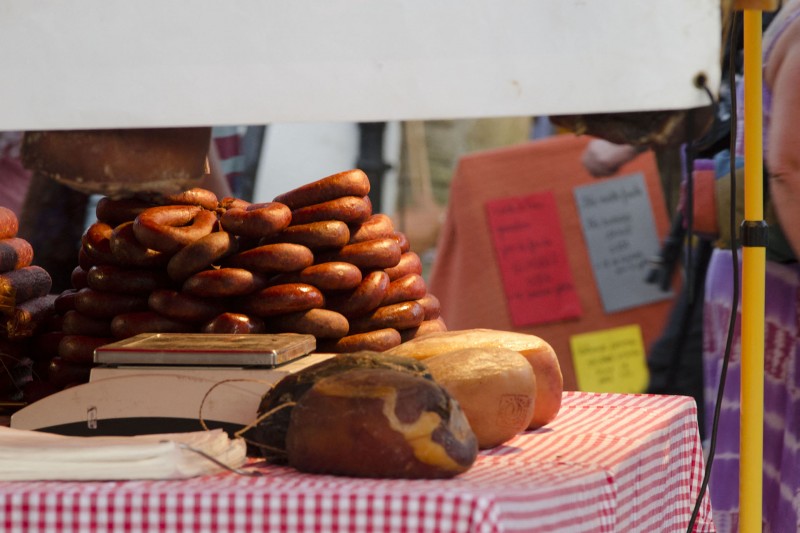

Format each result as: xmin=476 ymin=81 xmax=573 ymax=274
xmin=0 ymin=0 xmax=720 ymax=130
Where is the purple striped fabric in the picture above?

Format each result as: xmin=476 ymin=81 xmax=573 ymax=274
xmin=703 ymin=248 xmax=800 ymax=532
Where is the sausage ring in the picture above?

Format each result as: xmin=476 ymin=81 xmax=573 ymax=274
xmin=182 ymin=267 xmax=268 ymax=298
xmin=415 ymin=293 xmax=442 ymax=320
xmin=317 ymin=328 xmax=401 ymax=353
xmin=58 ymin=335 xmax=113 ymax=365
xmin=290 ymin=196 xmax=372 ymax=226
xmin=167 ymin=231 xmax=239 ymax=282
xmin=274 ymin=169 xmax=370 ymax=210
xmin=70 ymin=267 xmax=89 ymax=290
xmin=77 ymin=249 xmax=95 ymax=272
xmin=81 ymin=222 xmax=119 ymax=266
xmin=239 ymin=283 xmax=324 ymax=318
xmin=61 ymin=310 xmax=113 ymax=338
xmin=148 ymin=289 xmax=228 ymax=323
xmin=325 ymin=270 xmax=390 ymax=318
xmin=381 ymin=273 xmax=428 ymax=306
xmin=74 ymin=288 xmax=150 ymax=319
xmin=86 ymin=264 xmax=172 ymax=294
xmin=155 ymin=187 xmax=219 ymax=211
xmin=399 ymin=317 xmax=448 ymax=343
xmin=271 ymin=220 xmax=351 ymax=250
xmin=220 ymin=202 xmax=291 ymax=239
xmin=202 ymin=312 xmax=266 ymax=334
xmin=273 ymin=262 xmax=363 ymax=292
xmin=111 ymin=311 xmax=196 ymax=339
xmin=268 ymin=308 xmax=349 ymax=339
xmin=219 ymin=196 xmax=252 ymax=212
xmin=95 ymin=197 xmax=155 ymax=227
xmin=109 ymin=222 xmax=170 ymax=268
xmin=133 ymin=205 xmax=218 ymax=254
xmin=225 ymin=243 xmax=314 ymax=273
xmin=348 ymin=301 xmax=425 ymax=334
xmin=348 ymin=213 xmax=395 ymax=244
xmin=392 ymin=232 xmax=411 ymax=254
xmin=54 ymin=289 xmax=79 ymax=314
xmin=384 ymin=251 xmax=423 ymax=281
xmin=318 ymin=237 xmax=401 ymax=270
xmin=46 ymin=357 xmax=92 ymax=388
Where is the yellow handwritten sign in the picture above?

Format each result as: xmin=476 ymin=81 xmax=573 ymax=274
xmin=570 ymin=325 xmax=649 ymax=393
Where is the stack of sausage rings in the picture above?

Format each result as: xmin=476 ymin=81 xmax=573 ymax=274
xmin=51 ymin=169 xmax=447 ymax=375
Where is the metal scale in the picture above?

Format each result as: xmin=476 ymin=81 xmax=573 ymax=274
xmin=10 ymin=333 xmax=331 ymax=437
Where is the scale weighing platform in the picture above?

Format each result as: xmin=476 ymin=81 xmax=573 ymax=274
xmin=10 ymin=333 xmax=333 ymax=437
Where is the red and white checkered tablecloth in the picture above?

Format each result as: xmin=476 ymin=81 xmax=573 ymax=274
xmin=0 ymin=392 xmax=714 ymax=533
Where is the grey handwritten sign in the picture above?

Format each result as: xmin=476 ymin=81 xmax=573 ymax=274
xmin=573 ymin=173 xmax=671 ymax=313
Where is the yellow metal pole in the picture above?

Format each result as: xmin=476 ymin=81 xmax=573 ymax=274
xmin=740 ymin=8 xmax=766 ymax=532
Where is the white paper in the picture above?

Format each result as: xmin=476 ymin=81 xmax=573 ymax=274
xmin=573 ymin=173 xmax=673 ymax=313
xmin=0 ymin=427 xmax=247 ymax=481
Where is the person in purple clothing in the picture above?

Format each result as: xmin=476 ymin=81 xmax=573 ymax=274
xmin=703 ymin=2 xmax=800 ymax=531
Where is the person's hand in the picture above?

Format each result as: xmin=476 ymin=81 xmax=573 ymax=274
xmin=581 ymin=139 xmax=643 ymax=177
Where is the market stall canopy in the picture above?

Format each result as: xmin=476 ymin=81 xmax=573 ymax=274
xmin=0 ymin=0 xmax=720 ymax=130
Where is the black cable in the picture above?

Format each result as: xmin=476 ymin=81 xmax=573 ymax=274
xmin=686 ymin=11 xmax=741 ymax=531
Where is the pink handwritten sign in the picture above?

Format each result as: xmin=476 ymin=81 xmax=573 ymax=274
xmin=485 ymin=191 xmax=582 ymax=327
